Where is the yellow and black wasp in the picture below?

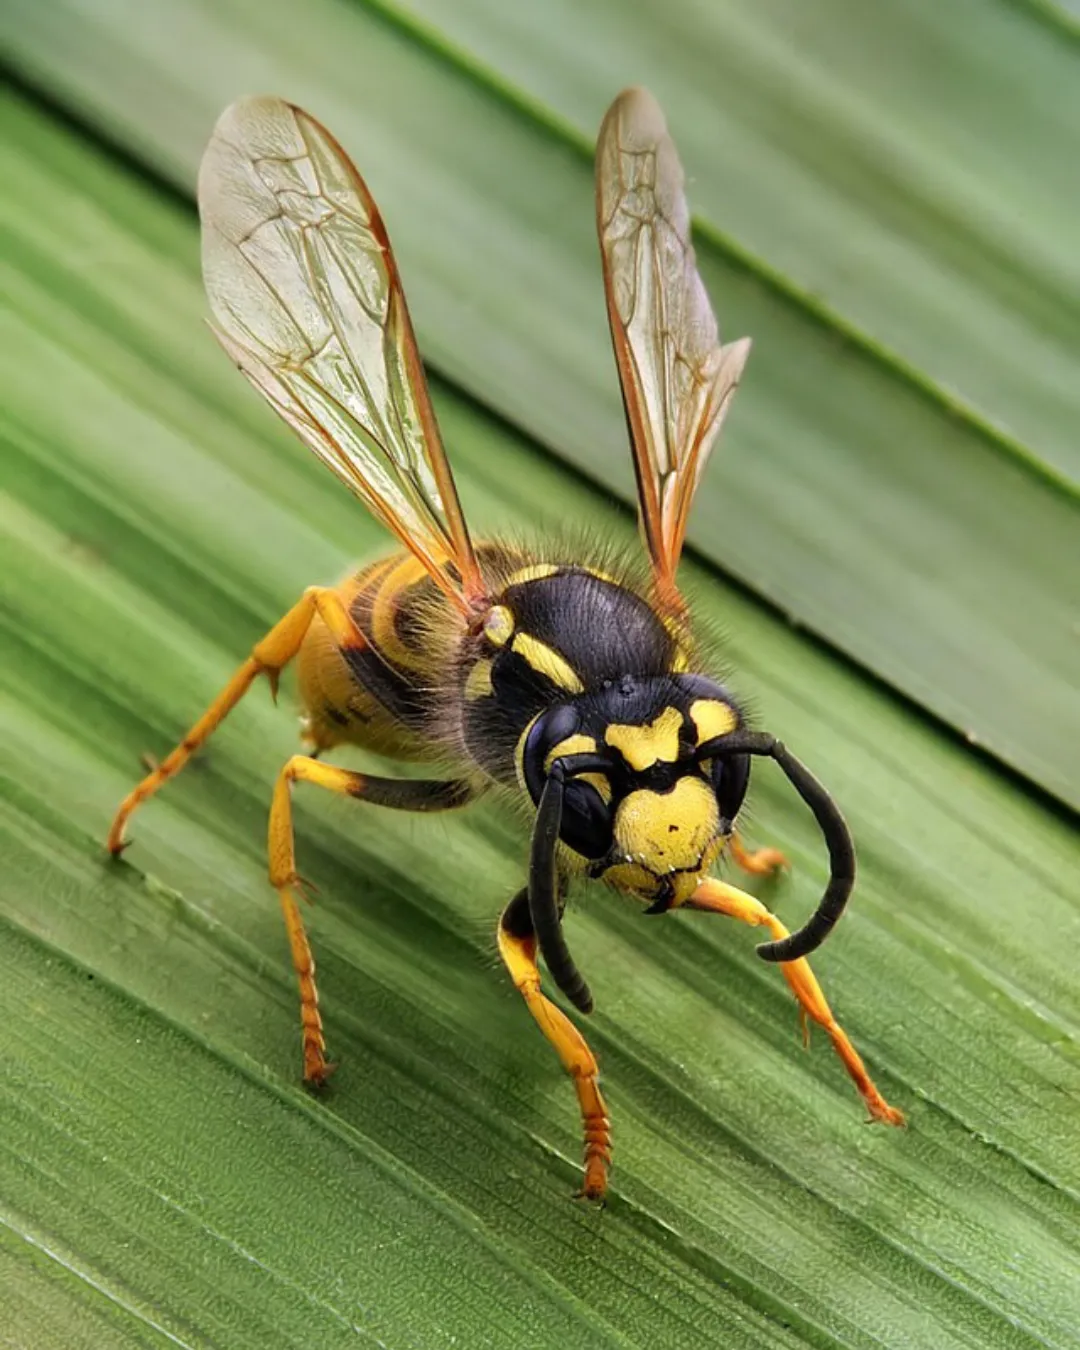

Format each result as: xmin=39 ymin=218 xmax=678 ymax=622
xmin=108 ymin=88 xmax=903 ymax=1201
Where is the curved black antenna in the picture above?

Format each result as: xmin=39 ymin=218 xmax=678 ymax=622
xmin=696 ymin=730 xmax=856 ymax=963
xmin=529 ymin=753 xmax=611 ymax=1012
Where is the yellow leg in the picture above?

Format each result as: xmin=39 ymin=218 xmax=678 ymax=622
xmin=686 ymin=877 xmax=905 ymax=1126
xmin=498 ymin=894 xmax=611 ymax=1201
xmin=107 ymin=586 xmax=365 ymax=854
xmin=729 ymin=832 xmax=788 ymax=876
xmin=269 ymin=755 xmax=474 ymax=1086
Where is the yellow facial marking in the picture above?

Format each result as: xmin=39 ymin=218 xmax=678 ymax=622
xmin=673 ymin=868 xmax=705 ymax=907
xmin=671 ymin=647 xmax=691 ymax=673
xmin=605 ymin=706 xmax=684 ymax=772
xmin=601 ymin=860 xmax=711 ymax=908
xmin=511 ymin=633 xmax=584 ymax=693
xmin=483 ymin=605 xmax=515 ymax=647
xmin=543 ymin=734 xmax=597 ymax=770
xmin=544 ymin=734 xmax=611 ymax=805
xmin=505 ymin=563 xmax=560 ymax=586
xmin=612 ymin=777 xmax=719 ymax=876
xmin=464 ymin=658 xmax=494 ymax=701
xmin=601 ymin=862 xmax=660 ymax=898
xmin=691 ymin=698 xmax=737 ymax=745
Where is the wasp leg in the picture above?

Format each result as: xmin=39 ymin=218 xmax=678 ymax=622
xmin=107 ymin=586 xmax=366 ymax=854
xmin=686 ymin=877 xmax=905 ymax=1126
xmin=729 ymin=832 xmax=788 ymax=876
xmin=269 ymin=755 xmax=475 ymax=1085
xmin=497 ymin=889 xmax=612 ymax=1202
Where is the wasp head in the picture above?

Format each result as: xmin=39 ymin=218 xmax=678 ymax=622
xmin=520 ymin=674 xmax=750 ymax=910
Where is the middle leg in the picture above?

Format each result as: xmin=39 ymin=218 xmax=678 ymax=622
xmin=729 ymin=832 xmax=788 ymax=877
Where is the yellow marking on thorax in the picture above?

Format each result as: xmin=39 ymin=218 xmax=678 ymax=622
xmin=654 ymin=605 xmax=693 ymax=673
xmin=370 ymin=554 xmax=432 ymax=674
xmin=690 ymin=698 xmax=737 ymax=744
xmin=605 ymin=706 xmax=683 ymax=771
xmin=483 ymin=605 xmax=515 ymax=647
xmin=545 ymin=733 xmax=610 ymax=804
xmin=511 ymin=633 xmax=584 ymax=693
xmin=464 ymin=658 xmax=494 ymax=701
xmin=505 ymin=563 xmax=560 ymax=586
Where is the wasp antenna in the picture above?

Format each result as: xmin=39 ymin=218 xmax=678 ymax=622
xmin=529 ymin=762 xmax=594 ymax=1012
xmin=753 ymin=744 xmax=855 ymax=963
xmin=695 ymin=731 xmax=855 ymax=962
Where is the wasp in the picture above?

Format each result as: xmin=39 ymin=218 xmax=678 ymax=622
xmin=108 ymin=87 xmax=903 ymax=1201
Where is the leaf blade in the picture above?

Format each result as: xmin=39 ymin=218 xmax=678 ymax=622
xmin=1 ymin=0 xmax=1078 ymax=805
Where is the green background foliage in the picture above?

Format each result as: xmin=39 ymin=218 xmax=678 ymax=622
xmin=1 ymin=2 xmax=1077 ymax=1346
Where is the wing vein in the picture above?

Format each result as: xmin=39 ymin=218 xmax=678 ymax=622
xmin=198 ymin=96 xmax=483 ymax=612
xmin=596 ymin=89 xmax=751 ymax=612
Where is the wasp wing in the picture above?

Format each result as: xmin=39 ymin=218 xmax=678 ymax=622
xmin=199 ymin=96 xmax=484 ymax=610
xmin=596 ymin=88 xmax=751 ymax=611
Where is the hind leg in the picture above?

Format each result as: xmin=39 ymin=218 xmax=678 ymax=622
xmin=107 ymin=586 xmax=365 ymax=853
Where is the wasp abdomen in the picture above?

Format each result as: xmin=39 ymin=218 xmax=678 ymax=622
xmin=295 ymin=552 xmax=454 ymax=760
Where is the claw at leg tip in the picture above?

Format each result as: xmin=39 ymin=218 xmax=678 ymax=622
xmin=574 ymin=1185 xmax=608 ymax=1205
xmin=304 ymin=1060 xmax=338 ymax=1093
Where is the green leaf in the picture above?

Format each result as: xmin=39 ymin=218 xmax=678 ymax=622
xmin=1 ymin=0 xmax=1078 ymax=810
xmin=398 ymin=0 xmax=1080 ymax=483
xmin=1 ymin=64 xmax=1078 ymax=1350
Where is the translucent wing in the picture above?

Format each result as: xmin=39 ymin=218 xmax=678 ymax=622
xmin=596 ymin=88 xmax=751 ymax=612
xmin=199 ymin=96 xmax=484 ymax=611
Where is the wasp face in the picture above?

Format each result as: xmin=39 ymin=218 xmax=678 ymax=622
xmin=520 ymin=674 xmax=750 ymax=910
xmin=603 ymin=775 xmax=722 ymax=907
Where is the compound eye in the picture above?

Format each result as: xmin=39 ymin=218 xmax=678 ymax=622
xmin=560 ymin=779 xmax=614 ymax=860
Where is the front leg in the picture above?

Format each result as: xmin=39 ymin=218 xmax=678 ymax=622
xmin=497 ymin=889 xmax=612 ymax=1202
xmin=686 ymin=877 xmax=904 ymax=1126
